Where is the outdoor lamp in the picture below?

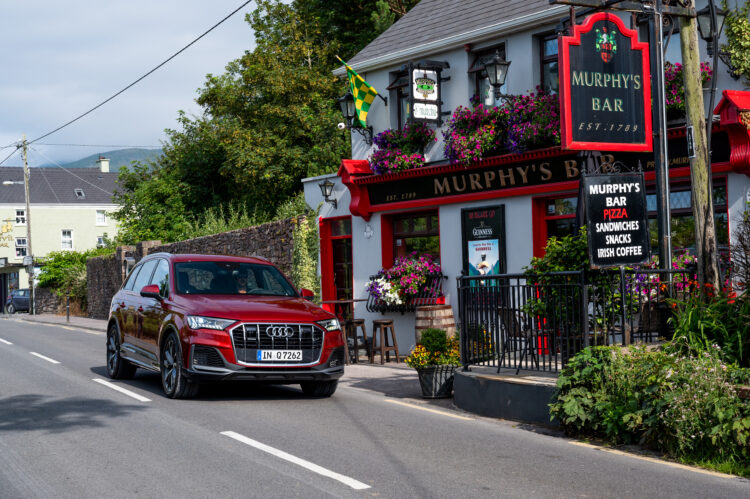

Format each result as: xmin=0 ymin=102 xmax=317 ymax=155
xmin=337 ymin=91 xmax=373 ymax=145
xmin=696 ymin=4 xmax=726 ymax=56
xmin=484 ymin=49 xmax=511 ymax=99
xmin=319 ymin=179 xmax=337 ymax=209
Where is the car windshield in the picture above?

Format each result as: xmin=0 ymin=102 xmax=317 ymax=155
xmin=174 ymin=261 xmax=297 ymax=297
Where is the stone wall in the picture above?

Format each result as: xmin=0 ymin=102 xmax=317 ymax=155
xmin=86 ymin=218 xmax=302 ymax=320
xmin=34 ymin=286 xmax=62 ymax=314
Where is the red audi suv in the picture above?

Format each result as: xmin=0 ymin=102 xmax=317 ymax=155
xmin=106 ymin=253 xmax=344 ymax=398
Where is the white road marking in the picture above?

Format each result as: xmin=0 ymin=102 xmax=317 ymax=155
xmin=221 ymin=431 xmax=371 ymax=490
xmin=569 ymin=441 xmax=736 ymax=478
xmin=0 ymin=338 xmax=12 ymax=345
xmin=92 ymin=378 xmax=152 ymax=402
xmin=385 ymin=399 xmax=473 ymax=420
xmin=29 ymin=352 xmax=60 ymax=364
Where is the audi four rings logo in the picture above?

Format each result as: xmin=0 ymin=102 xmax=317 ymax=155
xmin=266 ymin=326 xmax=295 ymax=338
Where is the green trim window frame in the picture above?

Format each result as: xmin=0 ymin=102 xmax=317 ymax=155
xmin=468 ymin=44 xmax=507 ymax=107
xmin=540 ymin=33 xmax=559 ymax=95
xmin=392 ymin=210 xmax=440 ymax=263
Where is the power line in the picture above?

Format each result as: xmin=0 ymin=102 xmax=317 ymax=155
xmin=35 ymin=143 xmax=162 ymax=148
xmin=0 ymin=146 xmax=20 ymax=167
xmin=28 ymin=0 xmax=254 ymax=145
xmin=29 ymin=146 xmax=114 ymax=196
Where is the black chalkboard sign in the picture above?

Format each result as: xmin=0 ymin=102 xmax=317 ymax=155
xmin=582 ymin=173 xmax=650 ymax=268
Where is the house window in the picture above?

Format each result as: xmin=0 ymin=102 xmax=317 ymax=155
xmin=540 ymin=33 xmax=559 ymax=94
xmin=15 ymin=209 xmax=26 ymax=226
xmin=96 ymin=236 xmax=106 ymax=248
xmin=387 ymin=72 xmax=410 ymax=129
xmin=392 ymin=210 xmax=440 ymax=262
xmin=61 ymin=230 xmax=73 ymax=250
xmin=96 ymin=210 xmax=106 ymax=225
xmin=469 ymin=44 xmax=507 ymax=107
xmin=74 ymin=189 xmax=85 ymax=199
xmin=532 ymin=194 xmax=578 ymax=257
xmin=15 ymin=238 xmax=27 ymax=257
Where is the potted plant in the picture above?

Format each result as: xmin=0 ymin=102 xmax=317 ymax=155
xmin=365 ymin=253 xmax=443 ymax=313
xmin=404 ymin=328 xmax=461 ymax=398
xmin=368 ymin=123 xmax=436 ymax=174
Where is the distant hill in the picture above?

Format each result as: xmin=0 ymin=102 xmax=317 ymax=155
xmin=45 ymin=148 xmax=163 ymax=170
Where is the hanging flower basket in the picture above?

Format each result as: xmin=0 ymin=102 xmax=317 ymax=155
xmin=416 ymin=365 xmax=457 ymax=398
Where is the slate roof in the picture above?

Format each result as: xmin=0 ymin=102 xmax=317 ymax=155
xmin=0 ymin=167 xmax=119 ymax=204
xmin=345 ymin=0 xmax=565 ymax=70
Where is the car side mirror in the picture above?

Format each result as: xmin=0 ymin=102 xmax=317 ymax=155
xmin=300 ymin=288 xmax=314 ymax=301
xmin=140 ymin=284 xmax=163 ymax=301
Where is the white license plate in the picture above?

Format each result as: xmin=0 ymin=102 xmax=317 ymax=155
xmin=257 ymin=350 xmax=302 ymax=361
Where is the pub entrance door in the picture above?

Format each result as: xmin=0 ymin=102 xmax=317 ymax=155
xmin=320 ymin=216 xmax=353 ymax=320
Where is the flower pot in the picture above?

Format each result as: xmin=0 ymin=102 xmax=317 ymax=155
xmin=416 ymin=365 xmax=457 ymax=398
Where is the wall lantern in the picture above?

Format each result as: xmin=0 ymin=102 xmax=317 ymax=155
xmin=696 ymin=4 xmax=726 ymax=56
xmin=337 ymin=92 xmax=373 ymax=145
xmin=318 ymin=179 xmax=337 ymax=209
xmin=484 ymin=49 xmax=511 ymax=98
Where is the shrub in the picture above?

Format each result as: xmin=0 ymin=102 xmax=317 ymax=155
xmin=404 ymin=328 xmax=460 ymax=369
xmin=36 ymin=248 xmax=113 ymax=312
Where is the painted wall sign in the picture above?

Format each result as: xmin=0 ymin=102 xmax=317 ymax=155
xmin=582 ymin=173 xmax=650 ymax=268
xmin=461 ymin=205 xmax=506 ymax=277
xmin=365 ymin=131 xmax=729 ymax=206
xmin=559 ymin=12 xmax=652 ymax=152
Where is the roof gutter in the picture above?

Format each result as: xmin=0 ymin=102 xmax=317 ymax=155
xmin=333 ymin=6 xmax=569 ymax=76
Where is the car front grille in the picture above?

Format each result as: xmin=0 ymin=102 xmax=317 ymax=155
xmin=230 ymin=323 xmax=324 ymax=365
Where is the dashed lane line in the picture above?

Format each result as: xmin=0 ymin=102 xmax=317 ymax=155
xmin=0 ymin=338 xmax=12 ymax=345
xmin=29 ymin=352 xmax=61 ymax=364
xmin=384 ymin=398 xmax=473 ymax=420
xmin=221 ymin=431 xmax=371 ymax=490
xmin=92 ymin=378 xmax=152 ymax=402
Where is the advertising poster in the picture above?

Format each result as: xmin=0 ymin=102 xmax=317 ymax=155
xmin=461 ymin=205 xmax=506 ymax=278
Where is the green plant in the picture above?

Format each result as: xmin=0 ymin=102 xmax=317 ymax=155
xmin=663 ymin=61 xmax=712 ymax=117
xmin=291 ymin=213 xmax=320 ymax=301
xmin=36 ymin=248 xmax=113 ymax=312
xmin=721 ymin=0 xmax=750 ymax=84
xmin=404 ymin=328 xmax=460 ymax=369
xmin=551 ymin=345 xmax=750 ymax=476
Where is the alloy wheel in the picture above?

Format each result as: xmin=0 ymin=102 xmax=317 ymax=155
xmin=162 ymin=337 xmax=179 ymax=394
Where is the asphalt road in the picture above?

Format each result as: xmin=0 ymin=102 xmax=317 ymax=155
xmin=1 ymin=317 xmax=749 ymax=498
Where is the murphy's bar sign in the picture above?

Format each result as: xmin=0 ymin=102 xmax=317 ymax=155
xmin=582 ymin=173 xmax=650 ymax=268
xmin=366 ymin=132 xmax=729 ymax=206
xmin=559 ymin=12 xmax=652 ymax=152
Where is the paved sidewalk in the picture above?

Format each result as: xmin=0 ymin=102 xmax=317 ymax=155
xmin=4 ymin=313 xmax=456 ymax=409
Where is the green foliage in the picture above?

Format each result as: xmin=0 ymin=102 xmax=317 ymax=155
xmin=668 ymin=291 xmax=750 ymax=367
xmin=551 ymin=346 xmax=750 ymax=476
xmin=36 ymin=248 xmax=113 ymax=311
xmin=291 ymin=213 xmax=320 ymax=300
xmin=525 ymin=226 xmax=588 ymax=274
xmin=721 ymin=0 xmax=750 ymax=85
xmin=370 ymin=0 xmax=420 ymax=36
xmin=184 ymin=203 xmax=266 ymax=239
xmin=404 ymin=328 xmax=461 ymax=369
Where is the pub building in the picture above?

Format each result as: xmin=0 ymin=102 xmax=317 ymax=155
xmin=302 ymin=0 xmax=750 ymax=352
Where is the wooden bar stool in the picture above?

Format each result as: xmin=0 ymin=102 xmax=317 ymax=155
xmin=369 ymin=319 xmax=400 ymax=364
xmin=344 ymin=319 xmax=367 ymax=364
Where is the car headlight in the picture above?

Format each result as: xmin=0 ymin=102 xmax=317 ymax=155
xmin=315 ymin=318 xmax=341 ymax=331
xmin=186 ymin=315 xmax=236 ymax=330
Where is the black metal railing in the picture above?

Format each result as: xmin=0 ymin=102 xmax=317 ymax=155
xmin=457 ymin=268 xmax=696 ymax=374
xmin=366 ymin=273 xmax=446 ymax=314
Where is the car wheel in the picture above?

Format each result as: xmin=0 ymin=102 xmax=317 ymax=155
xmin=106 ymin=324 xmax=136 ymax=379
xmin=300 ymin=380 xmax=338 ymax=398
xmin=160 ymin=332 xmax=199 ymax=399
xmin=6 ymin=303 xmax=14 ymax=314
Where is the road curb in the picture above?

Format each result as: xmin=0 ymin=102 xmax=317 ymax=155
xmin=10 ymin=315 xmax=107 ymax=334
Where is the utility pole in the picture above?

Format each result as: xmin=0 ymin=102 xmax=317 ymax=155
xmin=680 ymin=6 xmax=720 ymax=289
xmin=21 ymin=135 xmax=34 ymax=315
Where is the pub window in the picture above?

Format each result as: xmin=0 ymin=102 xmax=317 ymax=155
xmin=392 ymin=210 xmax=440 ymax=262
xmin=646 ymin=179 xmax=728 ymax=257
xmin=544 ymin=196 xmax=578 ymax=240
xmin=387 ymin=71 xmax=410 ymax=130
xmin=15 ymin=209 xmax=26 ymax=226
xmin=15 ymin=238 xmax=27 ymax=258
xmin=468 ymin=44 xmax=507 ymax=107
xmin=540 ymin=33 xmax=559 ymax=95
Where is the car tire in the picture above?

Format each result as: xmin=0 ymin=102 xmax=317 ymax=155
xmin=160 ymin=332 xmax=199 ymax=399
xmin=6 ymin=304 xmax=14 ymax=314
xmin=106 ymin=324 xmax=136 ymax=379
xmin=300 ymin=380 xmax=338 ymax=398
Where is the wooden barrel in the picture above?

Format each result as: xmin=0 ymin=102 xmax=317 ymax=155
xmin=415 ymin=305 xmax=456 ymax=344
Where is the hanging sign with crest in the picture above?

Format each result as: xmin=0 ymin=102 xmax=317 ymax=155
xmin=408 ymin=61 xmax=448 ymax=124
xmin=559 ymin=12 xmax=653 ymax=152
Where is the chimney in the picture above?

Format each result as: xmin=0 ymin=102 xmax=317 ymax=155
xmin=96 ymin=155 xmax=110 ymax=173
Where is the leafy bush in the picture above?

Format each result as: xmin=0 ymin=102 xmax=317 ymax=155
xmin=404 ymin=328 xmax=460 ymax=369
xmin=291 ymin=214 xmax=319 ymax=301
xmin=551 ymin=346 xmax=750 ymax=476
xmin=720 ymin=0 xmax=750 ymax=85
xmin=36 ymin=248 xmax=113 ymax=312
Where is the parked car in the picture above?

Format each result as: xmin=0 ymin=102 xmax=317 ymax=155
xmin=4 ymin=289 xmax=30 ymax=314
xmin=106 ymin=253 xmax=344 ymax=399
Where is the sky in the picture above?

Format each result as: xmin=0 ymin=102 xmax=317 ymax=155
xmin=0 ymin=1 xmax=258 ymax=166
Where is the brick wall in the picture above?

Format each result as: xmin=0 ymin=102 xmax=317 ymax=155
xmin=86 ymin=218 xmax=302 ymax=319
